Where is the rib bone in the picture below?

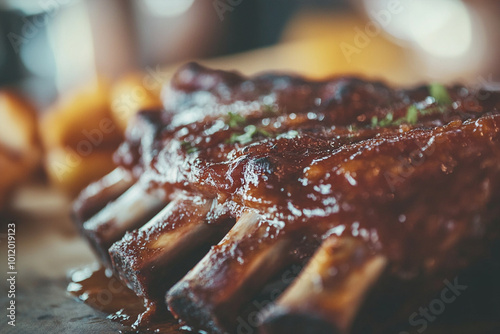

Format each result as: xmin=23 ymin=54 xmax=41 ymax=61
xmin=81 ymin=182 xmax=168 ymax=267
xmin=109 ymin=193 xmax=234 ymax=303
xmin=73 ymin=167 xmax=135 ymax=223
xmin=260 ymin=236 xmax=387 ymax=334
xmin=167 ymin=211 xmax=295 ymax=334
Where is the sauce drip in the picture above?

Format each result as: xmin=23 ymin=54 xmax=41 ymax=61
xmin=67 ymin=264 xmax=184 ymax=333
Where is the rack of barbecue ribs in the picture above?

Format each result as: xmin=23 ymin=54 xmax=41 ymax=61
xmin=73 ymin=63 xmax=500 ymax=334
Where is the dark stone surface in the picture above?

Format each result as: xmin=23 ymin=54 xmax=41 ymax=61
xmin=1 ymin=278 xmax=126 ymax=334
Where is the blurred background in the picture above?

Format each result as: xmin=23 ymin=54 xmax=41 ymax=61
xmin=2 ymin=0 xmax=500 ymax=104
xmin=1 ymin=0 xmax=500 ymax=207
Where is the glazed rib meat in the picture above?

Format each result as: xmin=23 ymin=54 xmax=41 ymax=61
xmin=73 ymin=63 xmax=500 ymax=333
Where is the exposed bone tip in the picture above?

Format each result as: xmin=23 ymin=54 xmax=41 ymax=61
xmin=167 ymin=282 xmax=226 ymax=334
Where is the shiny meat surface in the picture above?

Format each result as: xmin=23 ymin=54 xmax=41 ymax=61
xmin=74 ymin=63 xmax=500 ymax=333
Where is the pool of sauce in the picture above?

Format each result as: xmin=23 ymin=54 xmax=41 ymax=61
xmin=67 ymin=264 xmax=186 ymax=333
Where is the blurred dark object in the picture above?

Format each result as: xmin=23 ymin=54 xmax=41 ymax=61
xmin=0 ymin=3 xmax=57 ymax=107
xmin=0 ymin=0 xmax=348 ymax=106
xmin=0 ymin=9 xmax=32 ymax=86
xmin=220 ymin=0 xmax=349 ymax=55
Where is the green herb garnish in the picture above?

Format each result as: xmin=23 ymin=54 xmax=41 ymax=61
xmin=228 ymin=125 xmax=272 ymax=144
xmin=227 ymin=112 xmax=246 ymax=128
xmin=405 ymin=105 xmax=419 ymax=124
xmin=276 ymin=130 xmax=300 ymax=139
xmin=393 ymin=105 xmax=419 ymax=125
xmin=429 ymin=83 xmax=452 ymax=106
xmin=257 ymin=127 xmax=272 ymax=137
xmin=380 ymin=113 xmax=394 ymax=126
xmin=371 ymin=113 xmax=394 ymax=127
xmin=372 ymin=104 xmax=432 ymax=128
xmin=368 ymin=84 xmax=452 ymax=129
xmin=181 ymin=141 xmax=198 ymax=154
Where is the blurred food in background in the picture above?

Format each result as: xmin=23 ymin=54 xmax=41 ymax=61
xmin=39 ymin=78 xmax=122 ymax=194
xmin=355 ymin=0 xmax=500 ymax=83
xmin=0 ymin=90 xmax=40 ymax=209
xmin=39 ymin=71 xmax=163 ymax=195
xmin=280 ymin=11 xmax=414 ymax=84
xmin=110 ymin=73 xmax=163 ymax=133
xmin=1 ymin=0 xmax=500 ymax=206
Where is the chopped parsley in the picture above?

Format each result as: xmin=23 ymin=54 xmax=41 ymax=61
xmin=228 ymin=125 xmax=272 ymax=144
xmin=284 ymin=130 xmax=299 ymax=138
xmin=181 ymin=141 xmax=198 ymax=154
xmin=371 ymin=113 xmax=394 ymax=127
xmin=276 ymin=129 xmax=300 ymax=140
xmin=405 ymin=105 xmax=419 ymax=124
xmin=372 ymin=106 xmax=420 ymax=127
xmin=227 ymin=112 xmax=246 ymax=128
xmin=369 ymin=84 xmax=452 ymax=129
xmin=392 ymin=105 xmax=419 ymax=126
xmin=429 ymin=83 xmax=452 ymax=106
xmin=371 ymin=92 xmax=450 ymax=128
xmin=225 ymin=105 xmax=278 ymax=144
